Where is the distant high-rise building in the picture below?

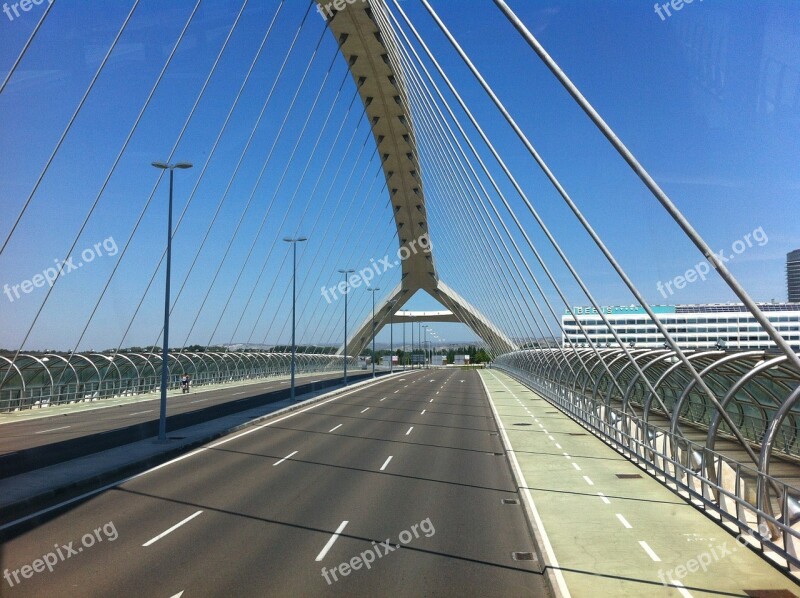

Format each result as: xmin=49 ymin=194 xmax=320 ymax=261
xmin=789 ymin=249 xmax=800 ymax=302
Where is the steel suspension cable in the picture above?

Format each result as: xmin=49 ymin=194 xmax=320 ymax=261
xmin=111 ymin=0 xmax=289 ymax=353
xmin=0 ymin=0 xmax=143 ymax=257
xmin=493 ymin=0 xmax=800 ymax=373
xmin=0 ymin=0 xmax=56 ymax=95
xmin=54 ymin=0 xmax=253 ymax=385
xmin=416 ymin=0 xmax=765 ymax=462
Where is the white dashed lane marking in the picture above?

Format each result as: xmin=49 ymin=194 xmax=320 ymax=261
xmin=638 ymin=540 xmax=660 ymax=562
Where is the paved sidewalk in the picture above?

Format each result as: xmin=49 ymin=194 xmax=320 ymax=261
xmin=480 ymin=369 xmax=800 ymax=597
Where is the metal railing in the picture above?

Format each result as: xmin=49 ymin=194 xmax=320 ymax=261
xmin=495 ymin=362 xmax=800 ymax=577
xmin=0 ymin=354 xmax=357 ymax=412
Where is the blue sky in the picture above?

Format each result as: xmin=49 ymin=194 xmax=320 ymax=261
xmin=0 ymin=0 xmax=798 ymax=351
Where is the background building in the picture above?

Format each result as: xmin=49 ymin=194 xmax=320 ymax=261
xmin=788 ymin=249 xmax=800 ymax=302
xmin=562 ymin=303 xmax=800 ymax=351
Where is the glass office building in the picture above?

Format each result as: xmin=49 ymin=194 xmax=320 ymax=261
xmin=562 ymin=303 xmax=800 ymax=351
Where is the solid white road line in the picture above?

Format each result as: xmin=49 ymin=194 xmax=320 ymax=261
xmin=583 ymin=476 xmax=594 ymax=486
xmin=329 ymin=424 xmax=342 ymax=432
xmin=672 ymin=580 xmax=694 ymax=598
xmin=597 ymin=492 xmax=611 ymax=505
xmin=616 ymin=514 xmax=632 ymax=529
xmin=405 ymin=426 xmax=413 ymax=435
xmin=360 ymin=408 xmax=370 ymax=413
xmin=35 ymin=426 xmax=70 ymax=434
xmin=638 ymin=540 xmax=661 ymax=562
xmin=380 ymin=456 xmax=393 ymax=471
xmin=273 ymin=451 xmax=298 ymax=466
xmin=143 ymin=511 xmax=203 ymax=547
xmin=315 ymin=521 xmax=349 ymax=562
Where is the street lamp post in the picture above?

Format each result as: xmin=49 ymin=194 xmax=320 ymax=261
xmin=418 ymin=321 xmax=422 ymax=368
xmin=284 ymin=237 xmax=308 ymax=401
xmin=338 ymin=268 xmax=355 ymax=385
xmin=368 ymin=287 xmax=380 ymax=378
xmin=402 ymin=319 xmax=406 ymax=370
xmin=422 ymin=325 xmax=429 ymax=369
xmin=411 ymin=318 xmax=415 ymax=369
xmin=387 ymin=299 xmax=397 ymax=373
xmin=151 ymin=161 xmax=192 ymax=443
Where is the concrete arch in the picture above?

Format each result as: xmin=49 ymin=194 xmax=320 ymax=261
xmin=320 ymin=1 xmax=514 ymax=356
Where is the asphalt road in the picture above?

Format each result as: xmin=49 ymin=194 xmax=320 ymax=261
xmin=0 ymin=370 xmax=369 ymax=456
xmin=0 ymin=369 xmax=548 ymax=597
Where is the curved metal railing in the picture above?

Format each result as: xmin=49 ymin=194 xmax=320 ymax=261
xmin=0 ymin=351 xmax=358 ymax=412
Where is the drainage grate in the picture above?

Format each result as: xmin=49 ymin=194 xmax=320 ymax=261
xmin=502 ymin=498 xmax=520 ymax=505
xmin=568 ymin=432 xmax=588 ymax=436
xmin=512 ymin=552 xmax=536 ymax=561
xmin=513 ymin=423 xmax=532 ymax=426
xmin=616 ymin=473 xmax=642 ymax=479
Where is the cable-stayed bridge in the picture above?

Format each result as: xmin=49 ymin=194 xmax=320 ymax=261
xmin=0 ymin=1 xmax=799 ymax=595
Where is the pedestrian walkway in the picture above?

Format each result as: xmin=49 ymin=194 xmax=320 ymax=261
xmin=480 ymin=369 xmax=800 ymax=597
